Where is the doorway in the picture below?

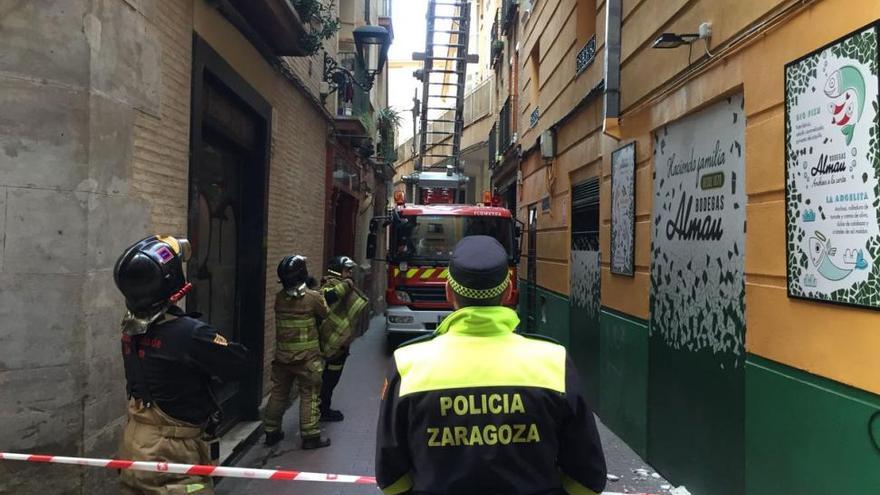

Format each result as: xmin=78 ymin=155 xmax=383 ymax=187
xmin=333 ymin=191 xmax=358 ymax=257
xmin=188 ymin=37 xmax=271 ymax=426
xmin=525 ymin=205 xmax=538 ymax=332
xmin=569 ymin=177 xmax=601 ymax=406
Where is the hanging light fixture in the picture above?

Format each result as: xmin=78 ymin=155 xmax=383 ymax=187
xmin=321 ymin=25 xmax=392 ymax=101
xmin=353 ymin=25 xmax=391 ymax=80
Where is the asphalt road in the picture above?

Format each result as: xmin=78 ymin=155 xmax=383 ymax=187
xmin=217 ymin=317 xmax=677 ymax=495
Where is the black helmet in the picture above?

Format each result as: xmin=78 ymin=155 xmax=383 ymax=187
xmin=277 ymin=255 xmax=309 ymax=289
xmin=328 ymin=256 xmax=356 ymax=276
xmin=113 ymin=235 xmax=192 ymax=317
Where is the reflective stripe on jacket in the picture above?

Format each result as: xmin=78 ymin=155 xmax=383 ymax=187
xmin=274 ymin=289 xmax=329 ymax=361
xmin=319 ymin=276 xmax=368 ymax=357
xmin=375 ymin=306 xmax=607 ymax=495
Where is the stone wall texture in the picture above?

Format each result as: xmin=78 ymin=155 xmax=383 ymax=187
xmin=0 ymin=0 xmax=329 ymax=492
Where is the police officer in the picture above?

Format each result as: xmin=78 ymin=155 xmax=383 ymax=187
xmin=263 ymin=255 xmax=332 ymax=449
xmin=318 ymin=256 xmax=368 ymax=422
xmin=114 ymin=235 xmax=249 ymax=495
xmin=375 ymin=236 xmax=607 ymax=495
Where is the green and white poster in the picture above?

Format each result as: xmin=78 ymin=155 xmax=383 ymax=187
xmin=785 ymin=23 xmax=880 ymax=308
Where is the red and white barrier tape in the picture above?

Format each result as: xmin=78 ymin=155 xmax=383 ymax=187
xmin=0 ymin=452 xmax=660 ymax=494
xmin=0 ymin=452 xmax=376 ymax=484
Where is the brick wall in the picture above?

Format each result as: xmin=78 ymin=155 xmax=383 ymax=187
xmin=131 ymin=0 xmax=193 ymax=235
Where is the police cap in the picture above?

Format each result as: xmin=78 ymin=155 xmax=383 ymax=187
xmin=448 ymin=235 xmax=509 ymax=300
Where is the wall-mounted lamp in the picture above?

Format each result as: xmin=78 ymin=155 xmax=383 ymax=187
xmin=321 ymin=25 xmax=392 ymax=101
xmin=651 ymin=32 xmax=700 ymax=49
xmin=651 ymin=22 xmax=712 ymax=52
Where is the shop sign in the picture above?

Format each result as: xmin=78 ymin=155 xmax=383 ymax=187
xmin=611 ymin=142 xmax=636 ymax=276
xmin=651 ymin=94 xmax=746 ymax=361
xmin=785 ymin=23 xmax=880 ymax=309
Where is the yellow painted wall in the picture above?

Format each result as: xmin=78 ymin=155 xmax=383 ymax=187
xmin=518 ymin=0 xmax=606 ymax=151
xmin=515 ymin=0 xmax=880 ymax=394
xmin=515 ymin=0 xmax=607 ymax=298
xmin=612 ymin=0 xmax=880 ymax=394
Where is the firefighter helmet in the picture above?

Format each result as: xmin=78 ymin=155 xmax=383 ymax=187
xmin=328 ymin=255 xmax=356 ymax=276
xmin=113 ymin=236 xmax=192 ymax=333
xmin=277 ymin=255 xmax=309 ymax=290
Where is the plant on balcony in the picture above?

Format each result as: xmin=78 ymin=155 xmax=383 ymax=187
xmin=292 ymin=0 xmax=340 ymax=56
xmin=355 ymin=111 xmax=376 ymax=159
xmin=491 ymin=39 xmax=505 ymax=65
xmin=375 ymin=107 xmax=403 ymax=163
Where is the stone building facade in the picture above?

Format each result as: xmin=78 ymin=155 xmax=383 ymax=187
xmin=0 ymin=0 xmax=390 ymax=492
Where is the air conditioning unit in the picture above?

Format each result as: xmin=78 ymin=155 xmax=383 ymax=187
xmin=540 ymin=129 xmax=555 ymax=159
xmin=511 ymin=132 xmax=518 ymax=144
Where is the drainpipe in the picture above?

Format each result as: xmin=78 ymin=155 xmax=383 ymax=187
xmin=602 ymin=0 xmax=622 ymax=139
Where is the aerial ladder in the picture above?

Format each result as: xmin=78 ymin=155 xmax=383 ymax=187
xmin=409 ymin=0 xmax=477 ymax=204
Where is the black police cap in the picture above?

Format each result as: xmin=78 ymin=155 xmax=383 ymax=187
xmin=448 ymin=235 xmax=509 ymax=299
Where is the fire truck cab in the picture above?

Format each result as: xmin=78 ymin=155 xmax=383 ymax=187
xmin=367 ymin=192 xmax=522 ymax=346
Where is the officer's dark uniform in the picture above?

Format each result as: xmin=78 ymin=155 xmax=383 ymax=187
xmin=318 ymin=256 xmax=368 ymax=421
xmin=375 ymin=236 xmax=607 ymax=495
xmin=115 ymin=236 xmax=248 ymax=495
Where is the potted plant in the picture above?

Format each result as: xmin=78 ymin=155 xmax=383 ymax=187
xmin=375 ymin=107 xmax=402 ymax=162
xmin=292 ymin=0 xmax=340 ymax=56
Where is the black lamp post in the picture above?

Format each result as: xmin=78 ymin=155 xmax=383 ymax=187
xmin=321 ymin=25 xmax=391 ymax=101
xmin=353 ymin=25 xmax=391 ymax=81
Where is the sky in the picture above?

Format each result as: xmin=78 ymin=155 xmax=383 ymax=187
xmin=389 ymin=0 xmax=428 ymax=61
xmin=386 ymin=0 xmax=481 ymax=143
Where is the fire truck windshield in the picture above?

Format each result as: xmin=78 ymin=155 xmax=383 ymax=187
xmin=393 ymin=215 xmax=514 ymax=264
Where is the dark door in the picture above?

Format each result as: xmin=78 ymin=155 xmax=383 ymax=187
xmin=188 ymin=39 xmax=270 ymax=427
xmin=526 ymin=205 xmax=538 ymax=332
xmin=333 ymin=191 xmax=358 ymax=257
xmin=570 ymin=178 xmax=601 ymax=407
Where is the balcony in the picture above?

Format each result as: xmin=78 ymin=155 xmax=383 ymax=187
xmin=225 ymin=0 xmax=310 ymax=56
xmin=575 ymin=34 xmax=597 ymax=76
xmin=501 ymin=0 xmax=517 ymax=34
xmin=335 ymin=52 xmax=373 ymax=134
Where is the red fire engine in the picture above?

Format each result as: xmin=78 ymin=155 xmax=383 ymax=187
xmin=367 ymin=189 xmax=521 ymax=346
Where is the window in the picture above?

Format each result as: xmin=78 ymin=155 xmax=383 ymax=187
xmin=576 ymin=0 xmax=597 ymax=46
xmin=529 ymin=41 xmax=540 ymax=106
xmin=393 ymin=215 xmax=515 ymax=262
xmin=571 ymin=178 xmax=600 ymax=251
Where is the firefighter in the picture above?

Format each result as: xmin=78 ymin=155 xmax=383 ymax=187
xmin=318 ymin=256 xmax=368 ymax=422
xmin=263 ymin=255 xmax=332 ymax=449
xmin=114 ymin=235 xmax=249 ymax=495
xmin=375 ymin=236 xmax=607 ymax=495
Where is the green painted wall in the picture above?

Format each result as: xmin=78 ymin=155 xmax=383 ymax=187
xmin=537 ymin=286 xmax=571 ymax=348
xmin=746 ymin=355 xmax=880 ymax=494
xmin=598 ymin=309 xmax=648 ymax=458
xmin=519 ymin=281 xmax=571 ymax=346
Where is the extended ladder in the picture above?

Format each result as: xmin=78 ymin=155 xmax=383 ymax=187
xmin=415 ymin=0 xmax=473 ymax=177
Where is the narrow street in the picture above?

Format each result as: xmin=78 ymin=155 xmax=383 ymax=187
xmin=217 ymin=317 xmax=674 ymax=495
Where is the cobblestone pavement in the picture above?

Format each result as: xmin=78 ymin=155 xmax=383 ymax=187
xmin=217 ymin=317 xmax=676 ymax=495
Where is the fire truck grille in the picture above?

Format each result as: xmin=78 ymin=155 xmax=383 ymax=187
xmin=402 ymin=285 xmax=447 ymax=303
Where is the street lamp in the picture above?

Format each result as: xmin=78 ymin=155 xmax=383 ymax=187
xmin=353 ymin=25 xmax=391 ymax=80
xmin=651 ymin=32 xmax=699 ymax=49
xmin=321 ymin=25 xmax=392 ymax=101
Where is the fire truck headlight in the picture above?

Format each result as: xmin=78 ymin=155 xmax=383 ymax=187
xmin=389 ymin=315 xmax=415 ymax=324
xmin=394 ymin=290 xmax=412 ymax=304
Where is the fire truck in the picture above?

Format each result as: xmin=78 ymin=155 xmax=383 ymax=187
xmin=367 ymin=188 xmax=521 ymax=346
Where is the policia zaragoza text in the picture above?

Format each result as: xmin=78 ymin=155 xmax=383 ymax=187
xmin=426 ymin=393 xmax=541 ymax=447
xmin=376 ymin=235 xmax=607 ymax=495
